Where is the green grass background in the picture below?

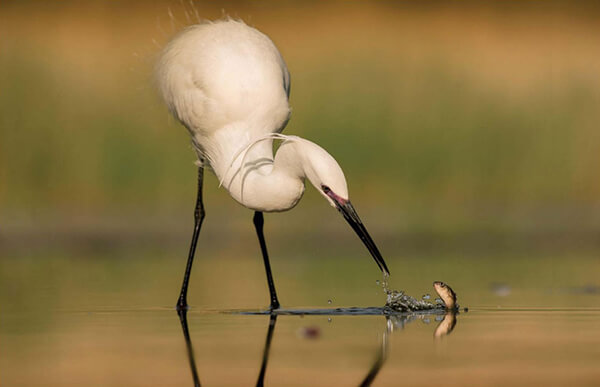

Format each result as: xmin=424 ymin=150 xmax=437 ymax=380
xmin=1 ymin=1 xmax=600 ymax=248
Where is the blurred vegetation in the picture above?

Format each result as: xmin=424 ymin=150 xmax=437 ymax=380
xmin=3 ymin=241 xmax=600 ymax=316
xmin=1 ymin=1 xmax=600 ymax=249
xmin=3 ymin=6 xmax=599 ymax=383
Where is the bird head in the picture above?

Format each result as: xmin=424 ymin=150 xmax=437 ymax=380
xmin=292 ymin=138 xmax=390 ymax=275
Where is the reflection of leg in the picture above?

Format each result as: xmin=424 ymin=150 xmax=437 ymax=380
xmin=177 ymin=308 xmax=201 ymax=387
xmin=256 ymin=314 xmax=278 ymax=387
xmin=253 ymin=212 xmax=280 ymax=309
xmin=359 ymin=317 xmax=391 ymax=387
xmin=177 ymin=167 xmax=206 ymax=311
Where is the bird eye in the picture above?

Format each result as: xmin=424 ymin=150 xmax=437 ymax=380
xmin=321 ymin=185 xmax=331 ymax=194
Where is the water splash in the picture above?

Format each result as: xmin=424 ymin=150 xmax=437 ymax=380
xmin=382 ymin=272 xmax=390 ymax=292
xmin=385 ymin=289 xmax=442 ymax=312
xmin=377 ymin=272 xmax=444 ymax=312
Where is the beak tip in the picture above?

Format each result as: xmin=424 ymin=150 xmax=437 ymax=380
xmin=382 ymin=265 xmax=390 ymax=276
xmin=335 ymin=199 xmax=391 ymax=278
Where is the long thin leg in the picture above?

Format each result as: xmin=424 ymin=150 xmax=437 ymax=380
xmin=255 ymin=314 xmax=277 ymax=387
xmin=177 ymin=166 xmax=205 ymax=311
xmin=253 ymin=211 xmax=280 ymax=309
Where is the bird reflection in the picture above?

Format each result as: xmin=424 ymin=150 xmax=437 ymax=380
xmin=360 ymin=311 xmax=458 ymax=386
xmin=176 ymin=309 xmax=278 ymax=387
xmin=177 ymin=308 xmax=201 ymax=387
xmin=176 ymin=309 xmax=458 ymax=387
xmin=359 ymin=318 xmax=393 ymax=387
xmin=256 ymin=314 xmax=278 ymax=387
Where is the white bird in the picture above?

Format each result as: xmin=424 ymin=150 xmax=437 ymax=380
xmin=156 ymin=19 xmax=390 ymax=310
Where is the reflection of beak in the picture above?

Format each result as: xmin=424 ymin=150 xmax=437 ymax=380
xmin=330 ymin=196 xmax=390 ymax=275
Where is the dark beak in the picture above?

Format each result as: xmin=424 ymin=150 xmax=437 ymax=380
xmin=333 ymin=198 xmax=390 ymax=275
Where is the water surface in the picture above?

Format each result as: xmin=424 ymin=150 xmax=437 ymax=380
xmin=1 ymin=248 xmax=599 ymax=386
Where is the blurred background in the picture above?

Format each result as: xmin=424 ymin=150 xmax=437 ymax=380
xmin=1 ymin=1 xmax=600 ymax=308
xmin=2 ymin=2 xmax=600 ymax=386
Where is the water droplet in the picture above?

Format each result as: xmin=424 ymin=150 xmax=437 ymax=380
xmin=376 ymin=280 xmax=380 ymax=285
xmin=327 ymin=299 xmax=332 ymax=305
xmin=435 ymin=298 xmax=443 ymax=304
xmin=327 ymin=317 xmax=332 ymax=323
xmin=422 ymin=294 xmax=431 ymax=300
xmin=423 ymin=318 xmax=431 ymax=324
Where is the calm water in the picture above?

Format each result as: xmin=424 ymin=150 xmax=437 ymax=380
xmin=1 ymin=247 xmax=599 ymax=386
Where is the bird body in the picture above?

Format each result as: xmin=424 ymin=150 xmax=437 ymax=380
xmin=158 ymin=19 xmax=310 ymax=211
xmin=157 ymin=19 xmax=389 ymax=310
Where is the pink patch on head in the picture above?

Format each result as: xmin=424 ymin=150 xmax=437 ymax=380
xmin=321 ymin=185 xmax=348 ymax=205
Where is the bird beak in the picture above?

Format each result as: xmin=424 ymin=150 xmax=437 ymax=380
xmin=326 ymin=191 xmax=390 ymax=275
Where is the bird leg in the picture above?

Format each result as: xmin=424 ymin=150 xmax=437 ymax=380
xmin=253 ymin=212 xmax=281 ymax=310
xmin=177 ymin=166 xmax=206 ymax=311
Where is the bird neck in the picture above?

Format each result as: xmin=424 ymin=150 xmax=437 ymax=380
xmin=213 ymin=137 xmax=309 ymax=212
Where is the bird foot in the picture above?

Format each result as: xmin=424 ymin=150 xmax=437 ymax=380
xmin=176 ymin=299 xmax=189 ymax=312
